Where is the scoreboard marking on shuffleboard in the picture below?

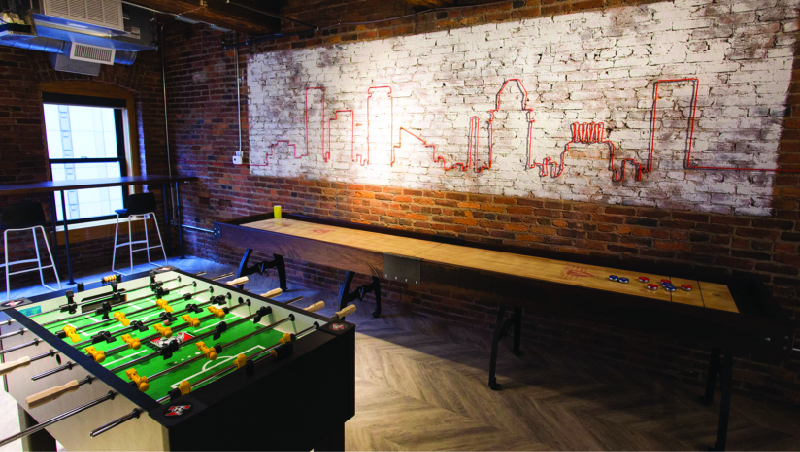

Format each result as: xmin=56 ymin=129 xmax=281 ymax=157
xmin=245 ymin=218 xmax=738 ymax=313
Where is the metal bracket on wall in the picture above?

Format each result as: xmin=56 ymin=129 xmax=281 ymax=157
xmin=383 ymin=254 xmax=420 ymax=285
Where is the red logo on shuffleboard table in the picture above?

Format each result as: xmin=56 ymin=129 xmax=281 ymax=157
xmin=164 ymin=404 xmax=192 ymax=417
xmin=313 ymin=228 xmax=332 ymax=234
xmin=560 ymin=266 xmax=595 ymax=280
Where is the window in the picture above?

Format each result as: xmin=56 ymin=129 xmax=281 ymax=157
xmin=42 ymin=93 xmax=129 ymax=224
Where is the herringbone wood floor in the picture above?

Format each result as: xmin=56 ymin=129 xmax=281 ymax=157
xmin=339 ymin=301 xmax=800 ymax=451
xmin=4 ymin=256 xmax=800 ymax=451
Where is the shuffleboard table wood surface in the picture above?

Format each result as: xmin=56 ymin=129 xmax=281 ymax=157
xmin=241 ymin=217 xmax=735 ymax=312
xmin=215 ymin=212 xmax=793 ymax=451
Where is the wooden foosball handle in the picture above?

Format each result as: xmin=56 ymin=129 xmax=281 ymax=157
xmin=225 ymin=276 xmax=249 ymax=286
xmin=333 ymin=304 xmax=356 ymax=319
xmin=26 ymin=380 xmax=80 ymax=409
xmin=260 ymin=288 xmax=282 ymax=298
xmin=0 ymin=356 xmax=31 ymax=376
xmin=304 ymin=301 xmax=325 ymax=313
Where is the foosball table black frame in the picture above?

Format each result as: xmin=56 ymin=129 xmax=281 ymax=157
xmin=215 ymin=212 xmax=795 ymax=451
xmin=1 ymin=267 xmax=355 ymax=451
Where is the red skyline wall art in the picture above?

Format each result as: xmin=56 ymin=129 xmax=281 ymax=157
xmin=257 ymin=77 xmax=798 ymax=178
xmin=247 ymin=0 xmax=795 ymax=216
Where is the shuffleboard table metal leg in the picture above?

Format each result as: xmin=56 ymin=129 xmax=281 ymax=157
xmin=701 ymin=347 xmax=722 ymax=406
xmin=237 ymin=248 xmax=253 ymax=279
xmin=17 ymin=405 xmax=56 ymax=452
xmin=488 ymin=304 xmax=507 ymax=391
xmin=371 ymin=276 xmax=382 ymax=318
xmin=713 ymin=351 xmax=733 ymax=451
xmin=338 ymin=271 xmax=356 ymax=311
xmin=337 ymin=271 xmax=382 ymax=317
xmin=237 ymin=249 xmax=288 ymax=290
xmin=512 ymin=306 xmax=522 ymax=356
xmin=274 ymin=254 xmax=287 ymax=290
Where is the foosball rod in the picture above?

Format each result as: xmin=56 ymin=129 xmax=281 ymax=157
xmin=74 ymin=287 xmax=217 ymax=340
xmin=0 ymin=391 xmax=116 ymax=448
xmin=0 ymin=279 xmax=192 ymax=339
xmin=107 ymin=303 xmax=273 ymax=375
xmin=155 ymin=323 xmax=318 ymax=404
xmin=0 ymin=282 xmax=199 ymax=356
xmin=93 ymin=302 xmax=251 ymax=366
xmin=28 ymin=276 xmax=183 ymax=320
xmin=126 ymin=297 xmax=306 ymax=387
xmin=1 ymin=271 xmax=229 ymax=328
xmin=40 ymin=281 xmax=197 ymax=328
xmin=90 ymin=303 xmax=352 ymax=436
xmin=154 ymin=303 xmax=330 ymax=403
xmin=249 ymin=304 xmax=355 ymax=363
xmin=89 ymin=408 xmax=141 ymax=438
xmin=29 ymin=301 xmax=249 ymax=381
xmin=28 ymin=294 xmax=273 ymax=382
xmin=30 ymin=298 xmax=306 ymax=405
xmin=143 ymin=313 xmax=297 ymax=389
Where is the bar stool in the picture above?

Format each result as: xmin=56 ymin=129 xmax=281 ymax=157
xmin=112 ymin=192 xmax=168 ymax=275
xmin=1 ymin=201 xmax=61 ymax=301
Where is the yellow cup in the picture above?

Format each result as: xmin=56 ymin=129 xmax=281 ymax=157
xmin=274 ymin=205 xmax=282 ymax=219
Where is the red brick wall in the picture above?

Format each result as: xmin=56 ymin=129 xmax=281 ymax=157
xmin=0 ymin=46 xmax=168 ymax=288
xmin=167 ymin=0 xmax=799 ymax=406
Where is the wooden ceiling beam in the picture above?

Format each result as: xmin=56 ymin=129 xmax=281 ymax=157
xmin=126 ymin=0 xmax=280 ymax=34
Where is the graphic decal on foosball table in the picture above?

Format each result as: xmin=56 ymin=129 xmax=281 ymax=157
xmin=255 ymin=77 xmax=800 ymax=181
xmin=0 ymin=267 xmax=357 ymax=448
xmin=164 ymin=404 xmax=192 ymax=417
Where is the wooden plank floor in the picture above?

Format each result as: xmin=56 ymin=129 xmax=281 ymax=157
xmin=4 ymin=256 xmax=800 ymax=451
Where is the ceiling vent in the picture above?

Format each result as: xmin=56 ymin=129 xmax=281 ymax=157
xmin=70 ymin=42 xmax=116 ymax=64
xmin=42 ymin=0 xmax=124 ymax=31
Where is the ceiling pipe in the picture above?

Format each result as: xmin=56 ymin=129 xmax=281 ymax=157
xmin=160 ymin=21 xmax=172 ymax=179
xmin=0 ymin=36 xmax=137 ymax=64
xmin=225 ymin=1 xmax=319 ymax=31
xmin=221 ymin=29 xmax=314 ymax=49
xmin=234 ymin=30 xmax=242 ymax=158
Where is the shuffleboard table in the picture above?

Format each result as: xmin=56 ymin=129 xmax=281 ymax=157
xmin=214 ymin=212 xmax=795 ymax=451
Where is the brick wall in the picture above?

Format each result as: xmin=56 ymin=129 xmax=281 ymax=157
xmin=0 ymin=46 xmax=168 ymax=289
xmin=249 ymin=0 xmax=795 ymax=216
xmin=169 ymin=0 xmax=800 ymax=405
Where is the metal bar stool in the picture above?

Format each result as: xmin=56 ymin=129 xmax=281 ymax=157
xmin=112 ymin=192 xmax=167 ymax=275
xmin=1 ymin=201 xmax=61 ymax=301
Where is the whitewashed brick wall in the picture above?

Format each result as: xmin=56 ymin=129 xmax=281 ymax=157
xmin=248 ymin=0 xmax=797 ymax=216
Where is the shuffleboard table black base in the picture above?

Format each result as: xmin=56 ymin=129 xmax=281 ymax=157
xmin=236 ymin=248 xmax=288 ymax=290
xmin=489 ymin=316 xmax=736 ymax=451
xmin=488 ymin=304 xmax=523 ymax=391
xmin=338 ymin=271 xmax=382 ymax=319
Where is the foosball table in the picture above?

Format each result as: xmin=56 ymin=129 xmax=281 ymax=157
xmin=0 ymin=267 xmax=355 ymax=451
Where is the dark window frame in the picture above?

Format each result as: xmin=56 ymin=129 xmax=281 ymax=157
xmin=43 ymin=93 xmax=129 ymax=226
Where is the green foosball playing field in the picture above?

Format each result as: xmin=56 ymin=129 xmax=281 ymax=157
xmin=24 ymin=273 xmax=291 ymax=400
xmin=0 ymin=267 xmax=355 ymax=451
